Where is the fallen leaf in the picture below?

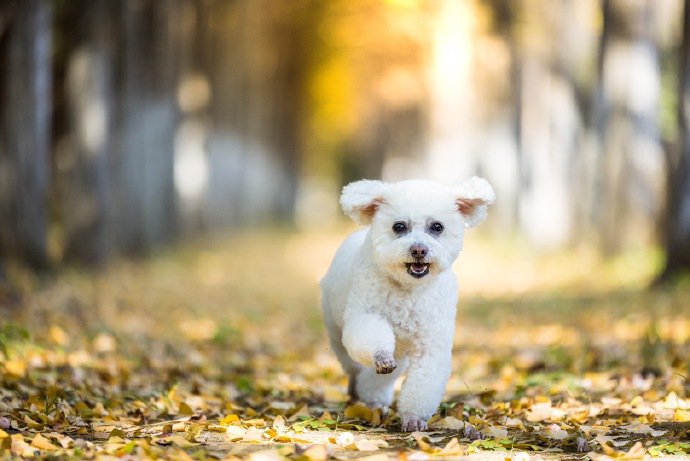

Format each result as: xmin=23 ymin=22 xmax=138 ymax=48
xmin=4 ymin=359 xmax=26 ymax=377
xmin=31 ymin=433 xmax=59 ymax=450
xmin=344 ymin=404 xmax=374 ymax=423
xmin=289 ymin=405 xmax=311 ymax=422
xmin=49 ymin=325 xmax=69 ymax=346
xmin=355 ymin=438 xmax=388 ymax=451
xmin=437 ymin=437 xmax=463 ymax=456
xmin=226 ymin=425 xmax=247 ymax=441
xmin=674 ymin=409 xmax=690 ymax=422
xmin=157 ymin=435 xmax=199 ymax=448
xmin=242 ymin=426 xmax=265 ymax=443
xmin=430 ymin=416 xmax=464 ymax=430
xmin=248 ymin=449 xmax=283 ymax=461
xmin=544 ymin=424 xmax=568 ymax=440
xmin=11 ymin=434 xmax=36 ymax=457
xmin=220 ymin=414 xmax=240 ymax=425
xmin=301 ymin=444 xmax=329 ymax=461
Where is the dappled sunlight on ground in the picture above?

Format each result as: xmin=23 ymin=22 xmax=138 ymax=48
xmin=1 ymin=228 xmax=689 ymax=459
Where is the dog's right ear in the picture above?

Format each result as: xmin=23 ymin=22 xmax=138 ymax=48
xmin=340 ymin=180 xmax=387 ymax=225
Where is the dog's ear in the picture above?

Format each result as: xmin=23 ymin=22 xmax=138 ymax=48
xmin=453 ymin=177 xmax=495 ymax=228
xmin=340 ymin=180 xmax=387 ymax=225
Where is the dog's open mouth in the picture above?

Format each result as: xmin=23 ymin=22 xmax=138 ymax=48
xmin=406 ymin=262 xmax=430 ymax=278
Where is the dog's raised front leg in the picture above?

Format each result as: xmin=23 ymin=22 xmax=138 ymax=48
xmin=355 ymin=357 xmax=408 ymax=411
xmin=397 ymin=350 xmax=451 ymax=432
xmin=341 ymin=312 xmax=395 ymax=372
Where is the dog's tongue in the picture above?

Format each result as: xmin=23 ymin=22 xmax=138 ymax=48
xmin=411 ymin=263 xmax=427 ymax=272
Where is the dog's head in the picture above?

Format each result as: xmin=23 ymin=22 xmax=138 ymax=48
xmin=340 ymin=178 xmax=495 ymax=285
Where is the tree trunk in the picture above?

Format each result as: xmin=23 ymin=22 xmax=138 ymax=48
xmin=597 ymin=0 xmax=664 ymax=255
xmin=0 ymin=0 xmax=52 ymax=269
xmin=111 ymin=0 xmax=178 ymax=255
xmin=57 ymin=0 xmax=115 ymax=266
xmin=660 ymin=0 xmax=690 ymax=279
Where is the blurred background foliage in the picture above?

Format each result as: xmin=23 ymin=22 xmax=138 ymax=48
xmin=1 ymin=0 xmax=690 ymax=279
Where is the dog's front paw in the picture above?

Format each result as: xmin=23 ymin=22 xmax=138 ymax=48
xmin=373 ymin=351 xmax=397 ymax=374
xmin=401 ymin=416 xmax=428 ymax=432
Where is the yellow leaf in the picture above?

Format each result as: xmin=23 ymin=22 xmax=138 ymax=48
xmin=220 ymin=414 xmax=240 ymax=425
xmin=674 ymin=409 xmax=690 ymax=422
xmin=438 ymin=437 xmax=463 ymax=456
xmin=302 ymin=444 xmax=329 ymax=461
xmin=0 ymin=429 xmax=8 ymax=438
xmin=344 ymin=404 xmax=374 ymax=423
xmin=411 ymin=432 xmax=433 ymax=452
xmin=244 ymin=418 xmax=266 ymax=427
xmin=49 ymin=326 xmax=69 ymax=346
xmin=206 ymin=425 xmax=227 ymax=432
xmin=46 ymin=432 xmax=73 ymax=449
xmin=623 ymin=442 xmax=646 ymax=460
xmin=170 ymin=448 xmax=196 ymax=461
xmin=4 ymin=359 xmax=26 ymax=378
xmin=318 ymin=411 xmax=333 ymax=423
xmin=31 ymin=433 xmax=59 ymax=450
xmin=185 ymin=422 xmax=203 ymax=443
xmin=11 ymin=434 xmax=36 ymax=457
xmin=178 ymin=402 xmax=194 ymax=416
xmin=23 ymin=415 xmax=43 ymax=430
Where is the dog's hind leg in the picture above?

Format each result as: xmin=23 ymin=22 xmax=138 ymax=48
xmin=347 ymin=373 xmax=358 ymax=401
xmin=327 ymin=328 xmax=362 ymax=401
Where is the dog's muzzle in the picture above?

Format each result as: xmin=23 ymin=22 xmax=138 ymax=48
xmin=406 ymin=261 xmax=430 ymax=278
xmin=406 ymin=243 xmax=430 ymax=278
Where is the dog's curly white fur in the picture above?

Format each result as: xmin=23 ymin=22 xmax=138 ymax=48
xmin=321 ymin=178 xmax=494 ymax=432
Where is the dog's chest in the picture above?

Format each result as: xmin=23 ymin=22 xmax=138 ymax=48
xmin=379 ymin=288 xmax=427 ymax=343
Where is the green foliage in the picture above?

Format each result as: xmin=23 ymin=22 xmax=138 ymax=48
xmin=0 ymin=322 xmax=29 ymax=356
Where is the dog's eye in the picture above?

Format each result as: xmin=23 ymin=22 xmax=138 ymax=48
xmin=392 ymin=221 xmax=408 ymax=234
xmin=429 ymin=221 xmax=444 ymax=234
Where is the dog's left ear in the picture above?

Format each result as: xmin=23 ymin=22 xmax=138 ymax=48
xmin=453 ymin=177 xmax=495 ymax=228
xmin=340 ymin=180 xmax=388 ymax=225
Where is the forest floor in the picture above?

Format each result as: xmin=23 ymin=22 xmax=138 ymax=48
xmin=1 ymin=228 xmax=690 ymax=460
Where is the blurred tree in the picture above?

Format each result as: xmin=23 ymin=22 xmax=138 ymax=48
xmin=54 ymin=0 xmax=116 ymax=266
xmin=204 ymin=0 xmax=313 ymax=227
xmin=111 ymin=0 xmax=179 ymax=254
xmin=661 ymin=0 xmax=690 ymax=280
xmin=595 ymin=0 xmax=664 ymax=255
xmin=0 ymin=0 xmax=52 ymax=269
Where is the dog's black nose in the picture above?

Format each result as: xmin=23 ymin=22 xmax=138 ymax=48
xmin=410 ymin=243 xmax=428 ymax=259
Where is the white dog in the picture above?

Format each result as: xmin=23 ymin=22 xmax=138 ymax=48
xmin=320 ymin=178 xmax=494 ymax=432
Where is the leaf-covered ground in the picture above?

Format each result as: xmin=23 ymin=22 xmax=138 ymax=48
xmin=1 ymin=229 xmax=690 ymax=460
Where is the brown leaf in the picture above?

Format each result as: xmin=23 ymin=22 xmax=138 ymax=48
xmin=289 ymin=405 xmax=311 ymax=422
